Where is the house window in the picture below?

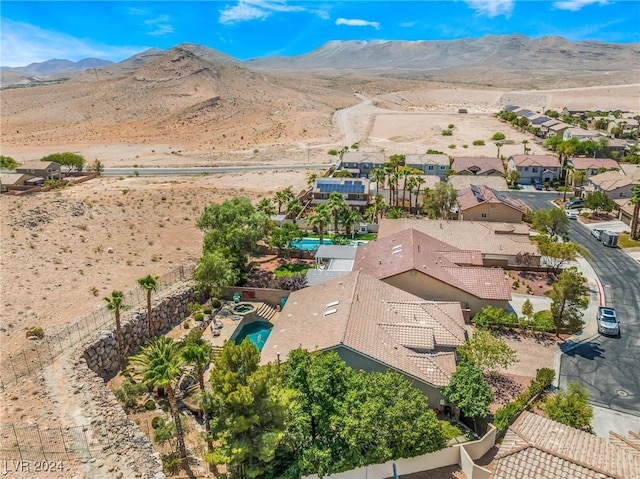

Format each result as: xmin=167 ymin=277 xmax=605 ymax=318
xmin=532 ymin=167 xmax=538 ymax=173
xmin=524 ymin=167 xmax=529 ymax=171
xmin=428 ymin=165 xmax=434 ymax=170
xmin=481 ymin=213 xmax=488 ymax=218
xmin=591 ymin=169 xmax=597 ymax=175
xmin=363 ymin=163 xmax=370 ymax=169
xmin=440 ymin=165 xmax=447 ymax=170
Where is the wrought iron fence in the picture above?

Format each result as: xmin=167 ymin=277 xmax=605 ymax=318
xmin=0 ymin=263 xmax=195 ymax=389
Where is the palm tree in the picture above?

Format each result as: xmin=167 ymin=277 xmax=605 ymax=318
xmin=327 ymin=191 xmax=348 ymax=234
xmin=256 ymin=198 xmax=276 ymax=216
xmin=181 ymin=335 xmax=213 ymax=450
xmin=573 ymin=170 xmax=587 ymax=188
xmin=129 ymin=336 xmax=187 ymax=459
xmin=307 ymin=204 xmax=331 ymax=244
xmin=273 ymin=188 xmax=294 ymax=214
xmin=286 ymin=198 xmax=303 ymax=225
xmin=369 ymin=168 xmax=386 ymax=192
xmin=630 ymin=185 xmax=640 ymax=240
xmin=495 ymin=141 xmax=504 ymax=159
xmin=138 ymin=274 xmax=159 ymax=339
xmin=406 ymin=176 xmax=418 ymax=213
xmin=306 ymin=172 xmax=319 ymax=190
xmin=522 ymin=139 xmax=530 ymax=154
xmin=104 ymin=291 xmax=128 ymax=371
xmin=413 ymin=175 xmax=426 ymax=213
xmin=388 ymin=170 xmax=400 ymax=207
xmin=341 ymin=209 xmax=362 ymax=238
xmin=563 ymin=163 xmax=575 ymax=202
xmin=398 ymin=166 xmax=414 ymax=209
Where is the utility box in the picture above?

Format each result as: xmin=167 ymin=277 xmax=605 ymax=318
xmin=601 ymin=231 xmax=619 ymax=248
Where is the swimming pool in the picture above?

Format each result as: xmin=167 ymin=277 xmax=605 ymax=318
xmin=234 ymin=321 xmax=273 ymax=350
xmin=290 ymin=238 xmax=334 ymax=250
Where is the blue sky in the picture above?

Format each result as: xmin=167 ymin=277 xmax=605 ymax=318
xmin=1 ymin=0 xmax=639 ymax=67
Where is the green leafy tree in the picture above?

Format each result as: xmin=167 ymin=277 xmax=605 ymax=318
xmin=492 ymin=132 xmax=506 ymax=141
xmin=206 ymin=340 xmax=289 ymax=478
xmin=534 ymin=236 xmax=586 ymax=274
xmin=129 ymin=337 xmax=187 ymax=459
xmin=307 ymin=204 xmax=331 ymax=245
xmin=531 ymin=208 xmax=569 ymax=239
xmin=194 ymin=250 xmax=239 ymax=297
xmin=197 ymin=197 xmax=268 ymax=280
xmin=0 ymin=155 xmax=20 ymax=170
xmin=522 ymin=299 xmax=534 ymax=321
xmin=104 ymin=290 xmax=128 ymax=371
xmin=137 ymin=274 xmax=159 ymax=338
xmin=583 ymin=191 xmax=616 ymax=216
xmin=86 ymin=159 xmax=104 ymax=175
xmin=422 ymin=182 xmax=457 ymax=219
xmin=442 ymin=361 xmax=494 ymax=432
xmin=507 ymin=169 xmax=520 ymax=188
xmin=457 ymin=329 xmax=517 ymax=375
xmin=472 ymin=305 xmax=518 ymax=330
xmin=544 ymin=381 xmax=593 ymax=431
xmin=270 ymin=223 xmax=304 ymax=257
xmin=549 ymin=267 xmax=588 ymax=335
xmin=333 ymin=170 xmax=353 ymax=178
xmin=41 ymin=152 xmax=86 ymax=172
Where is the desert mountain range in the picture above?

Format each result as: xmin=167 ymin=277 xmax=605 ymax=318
xmin=1 ymin=35 xmax=638 ymax=156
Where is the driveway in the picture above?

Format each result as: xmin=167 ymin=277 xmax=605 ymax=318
xmin=508 ymin=191 xmax=640 ymax=421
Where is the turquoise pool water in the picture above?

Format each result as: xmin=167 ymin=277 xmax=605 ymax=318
xmin=234 ymin=321 xmax=273 ymax=350
xmin=290 ymin=238 xmax=334 ymax=250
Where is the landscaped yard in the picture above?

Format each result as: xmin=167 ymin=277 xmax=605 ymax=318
xmin=274 ymin=262 xmax=313 ymax=277
xmin=506 ymin=271 xmax=554 ymax=296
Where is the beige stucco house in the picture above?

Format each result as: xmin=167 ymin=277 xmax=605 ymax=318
xmin=451 ymin=156 xmax=505 ymax=176
xmin=261 ymin=271 xmax=468 ymax=408
xmin=587 ymin=171 xmax=637 ymax=199
xmin=457 ymin=184 xmax=529 ymax=223
xmin=15 ymin=161 xmax=62 ymax=180
xmin=353 ymin=228 xmax=511 ymax=315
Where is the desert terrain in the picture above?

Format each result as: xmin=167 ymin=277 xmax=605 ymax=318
xmin=0 ymin=39 xmax=639 ymax=477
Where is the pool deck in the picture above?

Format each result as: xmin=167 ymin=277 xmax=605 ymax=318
xmin=204 ymin=301 xmax=280 ymax=349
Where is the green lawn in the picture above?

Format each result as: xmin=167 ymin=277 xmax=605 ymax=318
xmin=618 ymin=233 xmax=640 ymax=249
xmin=274 ymin=263 xmax=313 ymax=277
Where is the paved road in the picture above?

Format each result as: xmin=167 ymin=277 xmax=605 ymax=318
xmin=102 ymin=164 xmax=329 ymax=176
xmin=509 ymin=191 xmax=640 ymax=417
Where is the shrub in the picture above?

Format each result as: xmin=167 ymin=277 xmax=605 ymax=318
xmin=25 ymin=327 xmax=44 ymax=339
xmin=202 ymin=306 xmax=212 ymax=315
xmin=448 ymin=144 xmax=456 ymax=149
xmin=183 ymin=322 xmax=190 ymax=329
xmin=448 ymin=124 xmax=455 ymax=129
xmin=493 ymin=402 xmax=519 ymax=432
xmin=328 ymin=149 xmax=338 ymax=156
xmin=161 ymin=453 xmax=181 ymax=475
xmin=188 ymin=302 xmax=200 ymax=315
xmin=442 ymin=129 xmax=453 ymax=136
xmin=492 ymin=132 xmax=506 ymax=140
xmin=145 ymin=399 xmax=156 ymax=411
xmin=151 ymin=416 xmax=164 ymax=429
xmin=211 ymin=298 xmax=222 ymax=309
xmin=426 ymin=149 xmax=444 ymax=154
xmin=473 ymin=140 xmax=485 ymax=146
xmin=113 ymin=378 xmax=147 ymax=409
xmin=194 ymin=312 xmax=204 ymax=321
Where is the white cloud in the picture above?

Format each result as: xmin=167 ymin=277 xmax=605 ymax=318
xmin=465 ymin=0 xmax=514 ymax=17
xmin=144 ymin=15 xmax=174 ymax=36
xmin=399 ymin=21 xmax=418 ymax=28
xmin=0 ymin=20 xmax=145 ymax=67
xmin=553 ymin=0 xmax=608 ymax=11
xmin=335 ymin=18 xmax=381 ymax=29
xmin=219 ymin=0 xmax=306 ymax=24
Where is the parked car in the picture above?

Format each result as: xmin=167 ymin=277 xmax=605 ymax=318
xmin=597 ymin=306 xmax=620 ymax=336
xmin=566 ymin=211 xmax=578 ymax=220
xmin=566 ymin=198 xmax=583 ymax=209
xmin=591 ymin=228 xmax=602 ymax=241
xmin=533 ymin=179 xmax=542 ymax=190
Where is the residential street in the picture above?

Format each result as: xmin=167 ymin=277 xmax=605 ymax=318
xmin=508 ymin=191 xmax=640 ymax=419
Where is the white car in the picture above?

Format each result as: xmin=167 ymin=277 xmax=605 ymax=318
xmin=591 ymin=229 xmax=602 ymax=240
xmin=597 ymin=307 xmax=620 ymax=336
xmin=566 ymin=211 xmax=578 ymax=220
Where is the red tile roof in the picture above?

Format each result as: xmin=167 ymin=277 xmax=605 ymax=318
xmin=453 ymin=156 xmax=505 ymax=175
xmin=492 ymin=412 xmax=640 ymax=479
xmin=510 ymin=155 xmax=561 ymax=168
xmin=353 ymin=228 xmax=511 ymax=301
xmin=569 ymin=157 xmax=621 ymax=171
xmin=457 ymin=184 xmax=529 ymax=214
xmin=261 ymin=271 xmax=467 ymax=387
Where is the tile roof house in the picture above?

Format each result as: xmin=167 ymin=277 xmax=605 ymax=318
xmin=377 ymin=218 xmax=539 ymax=268
xmin=306 ymin=245 xmax=357 ymax=286
xmin=507 ymin=154 xmax=561 ymax=186
xmin=452 ymin=156 xmax=505 ymax=176
xmin=547 ymin=122 xmax=573 ymax=137
xmin=563 ymin=127 xmax=602 ymax=142
xmin=338 ymin=151 xmax=386 ymax=178
xmin=0 ymin=173 xmax=36 ymax=192
xmin=261 ymin=270 xmax=468 ymax=407
xmin=449 ymin=175 xmax=509 ymax=192
xmin=15 ymin=161 xmax=62 ymax=180
xmin=587 ymin=171 xmax=638 ymax=199
xmin=311 ymin=178 xmax=371 ymax=211
xmin=405 ymin=154 xmax=451 ymax=179
xmin=353 ymin=228 xmax=511 ymax=314
xmin=567 ymin=157 xmax=621 ymax=182
xmin=457 ymin=184 xmax=529 ymax=223
xmin=539 ymin=119 xmax=561 ymax=138
xmin=491 ymin=411 xmax=640 ymax=479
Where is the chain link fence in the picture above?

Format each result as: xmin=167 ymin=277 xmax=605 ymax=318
xmin=0 ymin=263 xmax=195 ymax=389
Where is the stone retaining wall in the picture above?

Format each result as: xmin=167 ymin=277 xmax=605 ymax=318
xmin=83 ymin=284 xmax=196 ymax=377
